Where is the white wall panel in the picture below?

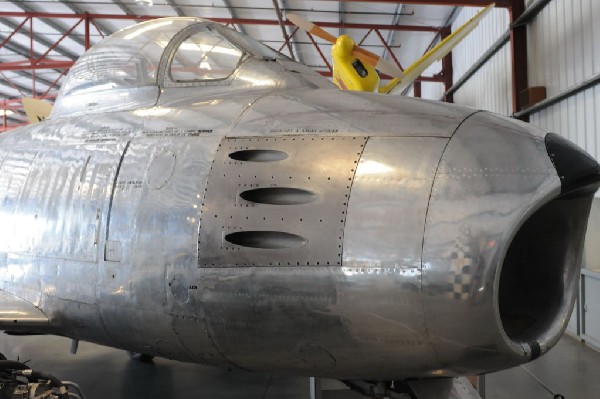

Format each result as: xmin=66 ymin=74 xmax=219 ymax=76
xmin=451 ymin=7 xmax=512 ymax=115
xmin=528 ymin=0 xmax=600 ymax=94
xmin=530 ymin=87 xmax=600 ymax=160
xmin=583 ymin=272 xmax=600 ymax=348
xmin=453 ymin=45 xmax=513 ymax=115
xmin=419 ymin=60 xmax=444 ymax=100
xmin=420 ymin=81 xmax=444 ymax=100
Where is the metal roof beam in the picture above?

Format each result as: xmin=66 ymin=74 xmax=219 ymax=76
xmin=60 ymin=1 xmax=114 ymax=36
xmin=113 ymin=1 xmax=137 ymax=17
xmin=272 ymin=0 xmax=295 ymax=60
xmin=0 ymin=34 xmax=64 ymax=89
xmin=165 ymin=0 xmax=185 ymax=17
xmin=382 ymin=4 xmax=404 ymax=61
xmin=323 ymin=0 xmax=510 ymax=7
xmin=0 ymin=78 xmax=38 ymax=98
xmin=339 ymin=2 xmax=345 ymax=37
xmin=1 ymin=69 xmax=57 ymax=91
xmin=0 ymin=12 xmax=442 ymax=32
xmin=222 ymin=0 xmax=247 ymax=35
xmin=0 ymin=61 xmax=74 ymax=71
xmin=278 ymin=0 xmax=303 ymax=64
xmin=510 ymin=0 xmax=528 ymax=119
xmin=0 ymin=17 xmax=79 ymax=60
xmin=10 ymin=1 xmax=88 ymax=52
xmin=0 ymin=115 xmax=26 ymax=126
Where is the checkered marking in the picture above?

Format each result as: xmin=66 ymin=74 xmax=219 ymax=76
xmin=447 ymin=229 xmax=473 ymax=300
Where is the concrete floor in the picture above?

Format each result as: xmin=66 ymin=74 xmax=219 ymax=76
xmin=0 ymin=334 xmax=598 ymax=398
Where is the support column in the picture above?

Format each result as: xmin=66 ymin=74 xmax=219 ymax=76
xmin=414 ymin=81 xmax=422 ymax=98
xmin=309 ymin=377 xmax=322 ymax=399
xmin=441 ymin=27 xmax=454 ymax=103
xmin=84 ymin=12 xmax=90 ymax=50
xmin=510 ymin=0 xmax=529 ymax=121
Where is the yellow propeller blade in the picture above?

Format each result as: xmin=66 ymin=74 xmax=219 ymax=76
xmin=381 ymin=3 xmax=495 ymax=94
xmin=353 ymin=47 xmax=404 ymax=79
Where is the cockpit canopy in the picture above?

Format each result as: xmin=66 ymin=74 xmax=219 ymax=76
xmin=52 ymin=17 xmax=283 ymax=117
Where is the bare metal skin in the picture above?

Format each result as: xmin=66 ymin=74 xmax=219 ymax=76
xmin=0 ymin=18 xmax=597 ymax=384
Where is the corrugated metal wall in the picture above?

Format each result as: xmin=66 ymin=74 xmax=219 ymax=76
xmin=447 ymin=7 xmax=513 ymax=115
xmin=528 ymin=0 xmax=600 ymax=161
xmin=445 ymin=1 xmax=600 ymax=160
xmin=420 ymin=61 xmax=444 ymax=100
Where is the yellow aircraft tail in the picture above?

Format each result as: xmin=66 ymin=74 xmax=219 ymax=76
xmin=22 ymin=97 xmax=53 ymax=123
xmin=380 ymin=4 xmax=495 ymax=94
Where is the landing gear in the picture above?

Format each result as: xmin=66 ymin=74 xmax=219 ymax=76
xmin=0 ymin=352 xmax=86 ymax=399
xmin=310 ymin=377 xmax=481 ymax=399
xmin=126 ymin=351 xmax=155 ymax=363
xmin=343 ymin=380 xmax=416 ymax=399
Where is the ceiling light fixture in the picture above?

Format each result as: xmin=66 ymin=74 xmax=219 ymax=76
xmin=135 ymin=0 xmax=154 ymax=6
xmin=1 ymin=109 xmax=14 ymax=117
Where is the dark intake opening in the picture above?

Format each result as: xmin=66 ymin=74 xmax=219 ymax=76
xmin=240 ymin=187 xmax=318 ymax=205
xmin=228 ymin=149 xmax=288 ymax=162
xmin=499 ymin=194 xmax=592 ymax=343
xmin=225 ymin=231 xmax=307 ymax=249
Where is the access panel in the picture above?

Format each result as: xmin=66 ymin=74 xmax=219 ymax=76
xmin=198 ymin=136 xmax=367 ymax=267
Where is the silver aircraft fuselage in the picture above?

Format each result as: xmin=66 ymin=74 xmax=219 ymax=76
xmin=0 ymin=18 xmax=598 ymax=381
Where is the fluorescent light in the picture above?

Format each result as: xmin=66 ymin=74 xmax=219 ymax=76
xmin=1 ymin=109 xmax=14 ymax=116
xmin=136 ymin=0 xmax=153 ymax=6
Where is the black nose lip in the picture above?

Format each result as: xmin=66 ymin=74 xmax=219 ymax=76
xmin=545 ymin=133 xmax=600 ymax=197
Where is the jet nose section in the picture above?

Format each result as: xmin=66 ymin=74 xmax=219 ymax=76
xmin=545 ymin=133 xmax=600 ymax=196
xmin=420 ymin=111 xmax=600 ymax=374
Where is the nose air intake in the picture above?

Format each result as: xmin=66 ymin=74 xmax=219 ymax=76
xmin=498 ymin=133 xmax=599 ymax=357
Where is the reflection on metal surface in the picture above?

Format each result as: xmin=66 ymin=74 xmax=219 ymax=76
xmin=236 ymin=75 xmax=278 ymax=86
xmin=354 ymin=160 xmax=394 ymax=175
xmin=0 ymin=290 xmax=47 ymax=325
xmin=132 ymin=107 xmax=173 ymax=117
xmin=124 ymin=20 xmax=174 ymax=40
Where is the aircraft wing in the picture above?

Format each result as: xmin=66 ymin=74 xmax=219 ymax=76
xmin=381 ymin=4 xmax=494 ymax=94
xmin=22 ymin=98 xmax=53 ymax=124
xmin=0 ymin=290 xmax=48 ymax=329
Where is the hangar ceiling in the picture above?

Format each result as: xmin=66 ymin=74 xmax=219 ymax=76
xmin=0 ymin=1 xmax=499 ymax=129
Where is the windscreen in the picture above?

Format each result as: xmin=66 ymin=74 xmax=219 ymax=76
xmin=59 ymin=18 xmax=202 ymax=97
xmin=169 ymin=28 xmax=244 ymax=82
